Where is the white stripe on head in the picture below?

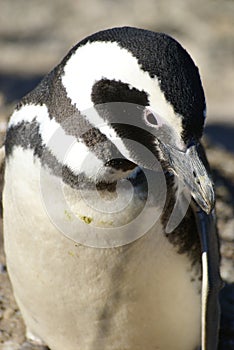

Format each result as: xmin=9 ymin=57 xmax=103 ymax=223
xmin=83 ymin=106 xmax=132 ymax=161
xmin=62 ymin=41 xmax=183 ymax=134
xmin=8 ymin=104 xmax=104 ymax=177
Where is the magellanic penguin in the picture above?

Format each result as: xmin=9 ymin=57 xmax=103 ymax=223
xmin=3 ymin=27 xmax=222 ymax=350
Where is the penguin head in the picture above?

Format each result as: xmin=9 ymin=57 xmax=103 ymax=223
xmin=60 ymin=27 xmax=214 ymax=213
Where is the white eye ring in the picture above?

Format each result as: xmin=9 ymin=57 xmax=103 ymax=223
xmin=144 ymin=108 xmax=161 ymax=127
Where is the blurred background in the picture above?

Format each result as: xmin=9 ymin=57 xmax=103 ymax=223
xmin=0 ymin=0 xmax=233 ymax=122
xmin=0 ymin=0 xmax=233 ymax=349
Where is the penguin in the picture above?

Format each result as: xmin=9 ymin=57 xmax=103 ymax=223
xmin=3 ymin=27 xmax=222 ymax=350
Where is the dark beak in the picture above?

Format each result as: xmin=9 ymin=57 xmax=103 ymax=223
xmin=160 ymin=142 xmax=215 ymax=214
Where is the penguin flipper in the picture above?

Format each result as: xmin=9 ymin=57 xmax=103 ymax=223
xmin=192 ymin=202 xmax=223 ymax=350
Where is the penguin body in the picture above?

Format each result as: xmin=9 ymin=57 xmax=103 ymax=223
xmin=3 ymin=27 xmax=221 ymax=350
xmin=4 ymin=159 xmax=201 ymax=350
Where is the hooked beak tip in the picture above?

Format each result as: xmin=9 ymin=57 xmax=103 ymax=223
xmin=160 ymin=142 xmax=215 ymax=214
xmin=191 ymin=176 xmax=215 ymax=215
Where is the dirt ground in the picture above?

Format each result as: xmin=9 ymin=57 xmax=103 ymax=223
xmin=0 ymin=0 xmax=233 ymax=349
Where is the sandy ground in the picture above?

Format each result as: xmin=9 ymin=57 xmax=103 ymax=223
xmin=0 ymin=0 xmax=233 ymax=349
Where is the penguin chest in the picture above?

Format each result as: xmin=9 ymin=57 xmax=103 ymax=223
xmin=3 ymin=147 xmax=201 ymax=350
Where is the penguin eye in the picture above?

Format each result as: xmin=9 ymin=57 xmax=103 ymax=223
xmin=144 ymin=109 xmax=160 ymax=127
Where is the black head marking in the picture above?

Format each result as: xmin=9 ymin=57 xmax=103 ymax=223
xmin=19 ymin=27 xmax=205 ymax=144
xmin=65 ymin=26 xmax=205 ymax=143
xmin=91 ymin=79 xmax=149 ymax=106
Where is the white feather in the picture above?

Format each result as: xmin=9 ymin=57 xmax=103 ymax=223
xmin=4 ymin=147 xmax=201 ymax=350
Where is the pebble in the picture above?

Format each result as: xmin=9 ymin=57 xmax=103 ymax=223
xmin=0 ymin=263 xmax=7 ymax=274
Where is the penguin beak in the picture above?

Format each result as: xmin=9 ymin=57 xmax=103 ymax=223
xmin=159 ymin=142 xmax=215 ymax=214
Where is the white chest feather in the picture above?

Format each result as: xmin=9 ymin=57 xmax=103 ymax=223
xmin=3 ymin=147 xmax=201 ymax=350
